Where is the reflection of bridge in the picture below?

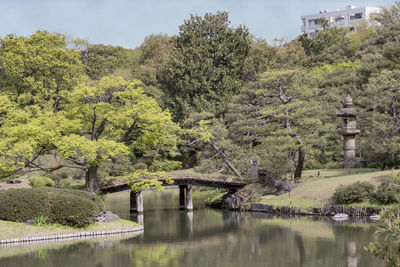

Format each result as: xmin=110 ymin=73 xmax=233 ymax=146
xmin=100 ymin=172 xmax=248 ymax=214
xmin=130 ymin=210 xmax=247 ymax=244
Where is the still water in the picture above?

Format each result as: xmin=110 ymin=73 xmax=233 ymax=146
xmin=0 ymin=189 xmax=384 ymax=267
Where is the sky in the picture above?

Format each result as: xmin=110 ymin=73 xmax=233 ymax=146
xmin=0 ymin=0 xmax=395 ymax=48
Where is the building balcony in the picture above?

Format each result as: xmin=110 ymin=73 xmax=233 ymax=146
xmin=309 ymin=25 xmax=322 ymax=30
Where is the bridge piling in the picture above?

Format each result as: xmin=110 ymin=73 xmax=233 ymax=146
xmin=130 ymin=191 xmax=136 ymax=213
xmin=179 ymin=185 xmax=186 ymax=210
xmin=130 ymin=191 xmax=144 ymax=214
xmin=186 ymin=185 xmax=193 ymax=211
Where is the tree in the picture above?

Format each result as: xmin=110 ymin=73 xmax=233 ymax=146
xmin=356 ymin=70 xmax=400 ymax=169
xmin=0 ymin=76 xmax=181 ymax=192
xmin=132 ymin=34 xmax=174 ymax=106
xmin=80 ymin=43 xmax=140 ymax=80
xmin=0 ymin=30 xmax=83 ymax=111
xmin=226 ymin=70 xmax=335 ymax=179
xmin=157 ymin=11 xmax=252 ymax=121
xmin=298 ymin=26 xmax=356 ymax=66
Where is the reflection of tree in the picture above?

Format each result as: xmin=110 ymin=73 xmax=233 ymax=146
xmin=129 ymin=244 xmax=183 ymax=267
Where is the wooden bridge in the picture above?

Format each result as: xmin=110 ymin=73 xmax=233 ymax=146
xmin=100 ymin=171 xmax=248 ymax=214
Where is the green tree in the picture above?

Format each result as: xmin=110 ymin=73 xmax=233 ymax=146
xmin=356 ymin=70 xmax=400 ymax=169
xmin=157 ymin=11 xmax=252 ymax=121
xmin=132 ymin=34 xmax=174 ymax=105
xmin=80 ymin=43 xmax=140 ymax=80
xmin=298 ymin=26 xmax=356 ymax=66
xmin=0 ymin=30 xmax=83 ymax=110
xmin=0 ymin=76 xmax=181 ymax=192
xmin=227 ymin=70 xmax=335 ymax=179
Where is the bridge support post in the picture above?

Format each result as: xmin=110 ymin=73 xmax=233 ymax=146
xmin=186 ymin=185 xmax=193 ymax=211
xmin=179 ymin=185 xmax=186 ymax=210
xmin=130 ymin=191 xmax=144 ymax=214
xmin=130 ymin=191 xmax=136 ymax=213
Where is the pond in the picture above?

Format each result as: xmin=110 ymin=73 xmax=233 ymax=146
xmin=0 ymin=189 xmax=384 ymax=267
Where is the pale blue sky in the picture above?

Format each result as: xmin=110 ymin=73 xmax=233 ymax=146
xmin=0 ymin=0 xmax=395 ymax=48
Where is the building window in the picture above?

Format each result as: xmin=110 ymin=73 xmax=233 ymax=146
xmin=350 ymin=13 xmax=363 ymax=20
xmin=335 ymin=16 xmax=344 ymax=22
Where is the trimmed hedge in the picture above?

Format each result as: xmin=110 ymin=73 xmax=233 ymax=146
xmin=0 ymin=188 xmax=49 ymax=223
xmin=332 ymin=181 xmax=375 ymax=204
xmin=29 ymin=176 xmax=55 ymax=188
xmin=49 ymin=194 xmax=99 ymax=227
xmin=56 ymin=189 xmax=104 ymax=211
xmin=0 ymin=188 xmax=104 ymax=227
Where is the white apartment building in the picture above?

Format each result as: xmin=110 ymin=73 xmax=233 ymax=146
xmin=301 ymin=5 xmax=381 ymax=37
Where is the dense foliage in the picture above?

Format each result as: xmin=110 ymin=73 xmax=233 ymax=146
xmin=367 ymin=205 xmax=400 ymax=265
xmin=29 ymin=176 xmax=55 ymax=188
xmin=158 ymin=11 xmax=252 ymax=121
xmin=1 ymin=3 xmax=400 ymax=190
xmin=332 ymin=182 xmax=375 ymax=204
xmin=0 ymin=188 xmax=103 ymax=227
xmin=375 ymin=182 xmax=400 ymax=204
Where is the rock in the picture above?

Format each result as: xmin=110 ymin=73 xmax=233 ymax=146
xmin=92 ymin=211 xmax=120 ymax=223
xmin=332 ymin=213 xmax=349 ymax=221
xmin=24 ymin=219 xmax=35 ymax=226
xmin=369 ymin=214 xmax=381 ymax=221
xmin=221 ymin=193 xmax=247 ymax=210
xmin=274 ymin=178 xmax=295 ymax=195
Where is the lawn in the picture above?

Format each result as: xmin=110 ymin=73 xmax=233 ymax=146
xmin=0 ymin=219 xmax=140 ymax=240
xmin=259 ymin=168 xmax=394 ymax=208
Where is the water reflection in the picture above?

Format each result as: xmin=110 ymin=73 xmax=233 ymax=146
xmin=0 ymin=189 xmax=384 ymax=267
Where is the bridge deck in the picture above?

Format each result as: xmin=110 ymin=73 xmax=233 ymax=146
xmin=100 ymin=171 xmax=248 ymax=194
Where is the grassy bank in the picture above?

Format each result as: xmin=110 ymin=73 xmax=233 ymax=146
xmin=259 ymin=168 xmax=394 ymax=208
xmin=0 ymin=219 xmax=140 ymax=240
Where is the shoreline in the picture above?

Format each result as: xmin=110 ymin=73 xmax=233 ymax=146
xmin=0 ymin=220 xmax=143 ymax=246
xmin=249 ymin=203 xmax=382 ymax=216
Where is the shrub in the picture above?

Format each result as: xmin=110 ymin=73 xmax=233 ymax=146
xmin=0 ymin=188 xmax=104 ymax=227
xmin=34 ymin=215 xmax=50 ymax=226
xmin=0 ymin=188 xmax=50 ymax=222
xmin=56 ymin=189 xmax=104 ymax=212
xmin=29 ymin=176 xmax=55 ymax=188
xmin=367 ymin=205 xmax=400 ymax=265
xmin=133 ymin=163 xmax=148 ymax=170
xmin=49 ymin=194 xmax=98 ymax=227
xmin=332 ymin=181 xmax=375 ymax=204
xmin=150 ymin=160 xmax=182 ymax=171
xmin=262 ymin=187 xmax=277 ymax=196
xmin=375 ymin=182 xmax=400 ymax=205
xmin=57 ymin=179 xmax=71 ymax=189
xmin=205 ymin=189 xmax=226 ymax=207
xmin=324 ymin=162 xmax=339 ymax=169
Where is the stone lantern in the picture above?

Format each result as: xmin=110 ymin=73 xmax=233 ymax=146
xmin=336 ymin=95 xmax=362 ymax=168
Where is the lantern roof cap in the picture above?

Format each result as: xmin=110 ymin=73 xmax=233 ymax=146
xmin=344 ymin=94 xmax=353 ymax=108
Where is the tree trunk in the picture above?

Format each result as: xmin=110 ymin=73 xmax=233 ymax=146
xmin=85 ymin=165 xmax=99 ymax=193
xmin=209 ymin=141 xmax=242 ymax=178
xmin=294 ymin=148 xmax=305 ymax=180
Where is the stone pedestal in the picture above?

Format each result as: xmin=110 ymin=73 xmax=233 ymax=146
xmin=339 ymin=160 xmax=362 ymax=168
